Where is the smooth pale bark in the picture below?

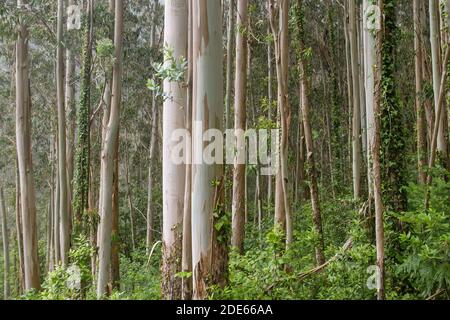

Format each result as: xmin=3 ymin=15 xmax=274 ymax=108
xmin=162 ymin=0 xmax=188 ymax=300
xmin=414 ymin=0 xmax=427 ymax=184
xmin=56 ymin=0 xmax=69 ymax=266
xmin=296 ymin=0 xmax=325 ymax=265
xmin=231 ymin=0 xmax=248 ymax=254
xmin=373 ymin=0 xmax=385 ymax=300
xmin=191 ymin=0 xmax=226 ymax=300
xmin=181 ymin=0 xmax=193 ymax=299
xmin=363 ymin=0 xmax=376 ymax=195
xmin=270 ymin=0 xmax=291 ymax=244
xmin=97 ymin=0 xmax=124 ymax=298
xmin=225 ymin=0 xmax=235 ymax=130
xmin=349 ymin=0 xmax=362 ymax=200
xmin=429 ymin=0 xmax=449 ymax=162
xmin=0 ymin=188 xmax=10 ymax=299
xmin=54 ymin=158 xmax=61 ymax=265
xmin=15 ymin=0 xmax=40 ymax=291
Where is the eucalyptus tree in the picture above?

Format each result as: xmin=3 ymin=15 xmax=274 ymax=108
xmin=191 ymin=0 xmax=227 ymax=300
xmin=162 ymin=0 xmax=188 ymax=300
xmin=15 ymin=0 xmax=41 ymax=291
xmin=56 ymin=0 xmax=69 ymax=266
xmin=97 ymin=0 xmax=124 ymax=298
xmin=231 ymin=0 xmax=248 ymax=254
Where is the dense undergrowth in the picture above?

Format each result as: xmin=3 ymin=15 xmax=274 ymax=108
xmin=1 ymin=170 xmax=448 ymax=300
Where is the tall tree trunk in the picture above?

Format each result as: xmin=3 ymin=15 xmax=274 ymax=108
xmin=162 ymin=0 xmax=188 ymax=300
xmin=97 ymin=0 xmax=124 ymax=298
xmin=65 ymin=0 xmax=77 ymax=239
xmin=146 ymin=94 xmax=158 ymax=253
xmin=267 ymin=26 xmax=274 ymax=206
xmin=349 ymin=0 xmax=362 ymax=200
xmin=15 ymin=0 xmax=40 ymax=291
xmin=429 ymin=0 xmax=449 ymax=164
xmin=73 ymin=0 xmax=93 ymax=236
xmin=0 ymin=187 xmax=10 ymax=299
xmin=182 ymin=0 xmax=193 ymax=299
xmin=296 ymin=0 xmax=325 ymax=265
xmin=231 ymin=0 xmax=248 ymax=254
xmin=225 ymin=0 xmax=235 ymax=130
xmin=191 ymin=0 xmax=227 ymax=300
xmin=56 ymin=0 xmax=70 ymax=266
xmin=414 ymin=0 xmax=427 ymax=184
xmin=269 ymin=0 xmax=292 ymax=245
xmin=373 ymin=0 xmax=385 ymax=300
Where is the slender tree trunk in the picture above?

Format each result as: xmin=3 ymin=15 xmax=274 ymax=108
xmin=225 ymin=0 xmax=235 ymax=130
xmin=267 ymin=26 xmax=274 ymax=206
xmin=429 ymin=0 xmax=449 ymax=163
xmin=231 ymin=0 xmax=248 ymax=254
xmin=363 ymin=0 xmax=376 ymax=197
xmin=0 ymin=188 xmax=10 ymax=299
xmin=124 ymin=131 xmax=136 ymax=251
xmin=146 ymin=94 xmax=158 ymax=253
xmin=66 ymin=0 xmax=76 ymax=236
xmin=73 ymin=0 xmax=93 ymax=236
xmin=344 ymin=2 xmax=353 ymax=185
xmin=14 ymin=159 xmax=24 ymax=292
xmin=414 ymin=0 xmax=427 ymax=184
xmin=15 ymin=0 xmax=40 ymax=291
xmin=296 ymin=0 xmax=325 ymax=265
xmin=191 ymin=0 xmax=227 ymax=300
xmin=373 ymin=0 xmax=385 ymax=300
xmin=182 ymin=0 xmax=193 ymax=299
xmin=426 ymin=47 xmax=450 ymax=206
xmin=349 ymin=0 xmax=362 ymax=200
xmin=162 ymin=0 xmax=188 ymax=300
xmin=110 ymin=130 xmax=120 ymax=291
xmin=269 ymin=0 xmax=292 ymax=245
xmin=56 ymin=0 xmax=69 ymax=266
xmin=97 ymin=0 xmax=124 ymax=298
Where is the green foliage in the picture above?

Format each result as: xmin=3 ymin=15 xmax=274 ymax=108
xmin=113 ymin=246 xmax=161 ymax=300
xmin=148 ymin=46 xmax=188 ymax=101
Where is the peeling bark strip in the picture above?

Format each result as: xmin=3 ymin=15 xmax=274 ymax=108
xmin=192 ymin=0 xmax=227 ymax=300
xmin=162 ymin=0 xmax=188 ymax=300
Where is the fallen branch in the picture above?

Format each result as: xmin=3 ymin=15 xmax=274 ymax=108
xmin=265 ymin=238 xmax=353 ymax=294
xmin=426 ymin=288 xmax=445 ymax=301
xmin=298 ymin=238 xmax=353 ymax=281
